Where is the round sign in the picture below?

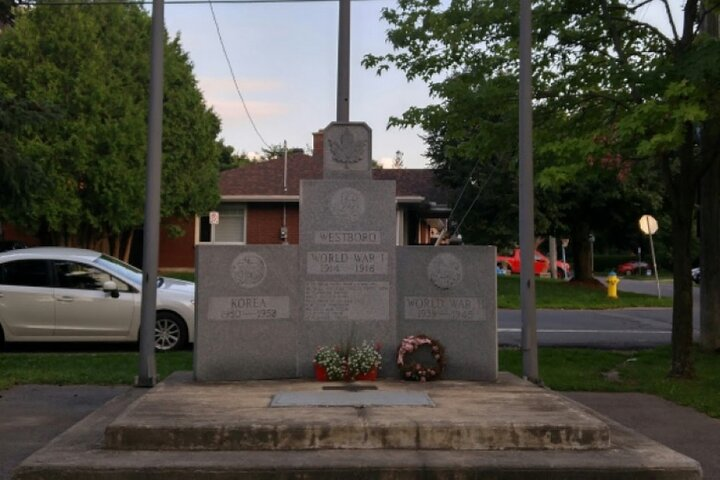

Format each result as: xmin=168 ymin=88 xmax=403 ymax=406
xmin=427 ymin=253 xmax=463 ymax=290
xmin=231 ymin=252 xmax=267 ymax=288
xmin=639 ymin=215 xmax=659 ymax=235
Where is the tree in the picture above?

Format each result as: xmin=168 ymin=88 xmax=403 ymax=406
xmin=699 ymin=5 xmax=720 ymax=352
xmin=261 ymin=143 xmax=304 ymax=160
xmin=392 ymin=150 xmax=404 ymax=168
xmin=0 ymin=3 xmax=221 ymax=257
xmin=218 ymin=142 xmax=251 ymax=171
xmin=364 ymin=0 xmax=720 ymax=376
xmin=0 ymin=0 xmax=21 ymax=28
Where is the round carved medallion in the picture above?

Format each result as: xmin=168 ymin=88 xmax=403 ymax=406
xmin=231 ymin=252 xmax=267 ymax=288
xmin=428 ymin=253 xmax=463 ymax=290
xmin=330 ymin=187 xmax=365 ymax=222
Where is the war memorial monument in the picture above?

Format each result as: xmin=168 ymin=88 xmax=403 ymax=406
xmin=12 ymin=122 xmax=702 ymax=479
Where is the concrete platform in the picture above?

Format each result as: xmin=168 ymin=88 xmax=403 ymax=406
xmin=12 ymin=372 xmax=702 ymax=480
xmin=104 ymin=372 xmax=609 ymax=451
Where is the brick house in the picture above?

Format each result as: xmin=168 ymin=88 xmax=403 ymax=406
xmin=2 ymin=131 xmax=454 ymax=270
xmin=160 ymin=131 xmax=453 ymax=270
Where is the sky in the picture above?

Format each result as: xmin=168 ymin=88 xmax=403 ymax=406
xmin=163 ymin=0 xmax=433 ymax=169
xmin=161 ymin=1 xmax=683 ymax=170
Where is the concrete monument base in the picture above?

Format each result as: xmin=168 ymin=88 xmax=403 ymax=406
xmin=13 ymin=372 xmax=701 ymax=480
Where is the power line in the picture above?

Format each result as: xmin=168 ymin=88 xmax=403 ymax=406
xmin=445 ymin=156 xmax=482 ymax=223
xmin=451 ymin=155 xmax=506 ymax=238
xmin=208 ymin=1 xmax=270 ymax=148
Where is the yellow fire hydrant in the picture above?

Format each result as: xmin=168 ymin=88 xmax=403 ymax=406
xmin=607 ymin=271 xmax=620 ymax=299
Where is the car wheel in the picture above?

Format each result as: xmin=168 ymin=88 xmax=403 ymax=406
xmin=155 ymin=312 xmax=188 ymax=351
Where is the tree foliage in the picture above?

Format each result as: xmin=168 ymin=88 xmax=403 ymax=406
xmin=218 ymin=141 xmax=252 ymax=171
xmin=0 ymin=3 xmax=221 ymax=255
xmin=365 ymin=0 xmax=720 ymax=376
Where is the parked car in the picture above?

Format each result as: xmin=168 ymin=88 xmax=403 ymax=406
xmin=617 ymin=261 xmax=651 ymax=276
xmin=692 ymin=267 xmax=701 ymax=284
xmin=496 ymin=249 xmax=572 ymax=279
xmin=0 ymin=247 xmax=194 ymax=351
xmin=0 ymin=240 xmax=26 ymax=252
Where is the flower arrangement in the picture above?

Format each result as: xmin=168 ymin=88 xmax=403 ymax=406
xmin=313 ymin=345 xmax=345 ymax=381
xmin=347 ymin=341 xmax=383 ymax=377
xmin=396 ymin=334 xmax=445 ymax=382
xmin=313 ymin=340 xmax=382 ymax=381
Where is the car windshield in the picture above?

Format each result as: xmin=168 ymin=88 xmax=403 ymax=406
xmin=93 ymin=254 xmax=143 ymax=285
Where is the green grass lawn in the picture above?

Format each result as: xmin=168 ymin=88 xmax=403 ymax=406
xmin=161 ymin=271 xmax=195 ymax=282
xmin=0 ymin=351 xmax=192 ymax=390
xmin=1 ymin=346 xmax=717 ymax=418
xmin=500 ymin=346 xmax=720 ymax=418
xmin=497 ymin=276 xmax=673 ymax=309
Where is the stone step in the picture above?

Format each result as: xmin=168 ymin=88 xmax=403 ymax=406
xmin=12 ymin=376 xmax=702 ymax=480
xmin=104 ymin=373 xmax=610 ymax=451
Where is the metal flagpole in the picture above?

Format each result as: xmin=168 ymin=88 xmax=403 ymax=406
xmin=136 ymin=0 xmax=165 ymax=387
xmin=337 ymin=0 xmax=350 ymax=122
xmin=519 ymin=0 xmax=539 ymax=383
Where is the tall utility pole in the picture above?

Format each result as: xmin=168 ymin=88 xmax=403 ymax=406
xmin=136 ymin=0 xmax=165 ymax=387
xmin=337 ymin=0 xmax=350 ymax=122
xmin=700 ymin=3 xmax=720 ymax=351
xmin=519 ymin=0 xmax=539 ymax=382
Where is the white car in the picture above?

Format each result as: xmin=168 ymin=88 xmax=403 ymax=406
xmin=0 ymin=247 xmax=195 ymax=351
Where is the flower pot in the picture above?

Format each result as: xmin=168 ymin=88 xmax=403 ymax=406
xmin=353 ymin=367 xmax=378 ymax=381
xmin=314 ymin=363 xmax=329 ymax=381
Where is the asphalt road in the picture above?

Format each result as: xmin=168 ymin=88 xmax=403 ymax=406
xmin=499 ymin=279 xmax=700 ymax=349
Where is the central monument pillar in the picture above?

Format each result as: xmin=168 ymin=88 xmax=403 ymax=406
xmin=298 ymin=122 xmax=398 ymax=375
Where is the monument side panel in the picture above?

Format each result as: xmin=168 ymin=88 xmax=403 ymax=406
xmin=194 ymin=245 xmax=299 ymax=381
xmin=299 ymin=179 xmax=397 ymax=376
xmin=396 ymin=246 xmax=498 ymax=381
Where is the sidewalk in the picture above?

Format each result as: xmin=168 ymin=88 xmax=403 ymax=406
xmin=1 ymin=384 xmax=718 ymax=479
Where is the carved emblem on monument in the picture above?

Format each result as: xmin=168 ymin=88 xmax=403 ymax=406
xmin=231 ymin=252 xmax=267 ymax=288
xmin=428 ymin=253 xmax=463 ymax=290
xmin=330 ymin=187 xmax=365 ymax=221
xmin=328 ymin=127 xmax=366 ymax=168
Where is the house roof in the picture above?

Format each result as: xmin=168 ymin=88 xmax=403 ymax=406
xmin=219 ymin=153 xmax=453 ymax=207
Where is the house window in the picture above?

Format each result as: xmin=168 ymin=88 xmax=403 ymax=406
xmin=199 ymin=204 xmax=246 ymax=243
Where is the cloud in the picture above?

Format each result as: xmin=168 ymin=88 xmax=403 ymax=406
xmin=198 ymin=76 xmax=285 ymax=98
xmin=197 ymin=77 xmax=288 ymax=121
xmin=209 ymin=100 xmax=288 ymax=120
xmin=376 ymin=156 xmax=396 ymax=169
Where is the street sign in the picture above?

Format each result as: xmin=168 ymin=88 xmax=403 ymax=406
xmin=638 ymin=214 xmax=661 ymax=298
xmin=209 ymin=211 xmax=220 ymax=225
xmin=639 ymin=215 xmax=658 ymax=235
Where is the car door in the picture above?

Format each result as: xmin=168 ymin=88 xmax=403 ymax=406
xmin=52 ymin=260 xmax=138 ymax=339
xmin=0 ymin=259 xmax=55 ymax=338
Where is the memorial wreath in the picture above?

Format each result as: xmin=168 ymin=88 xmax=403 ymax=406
xmin=396 ymin=334 xmax=445 ymax=382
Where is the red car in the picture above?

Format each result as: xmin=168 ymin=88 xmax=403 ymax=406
xmin=617 ymin=261 xmax=651 ymax=275
xmin=497 ymin=249 xmax=572 ymax=278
